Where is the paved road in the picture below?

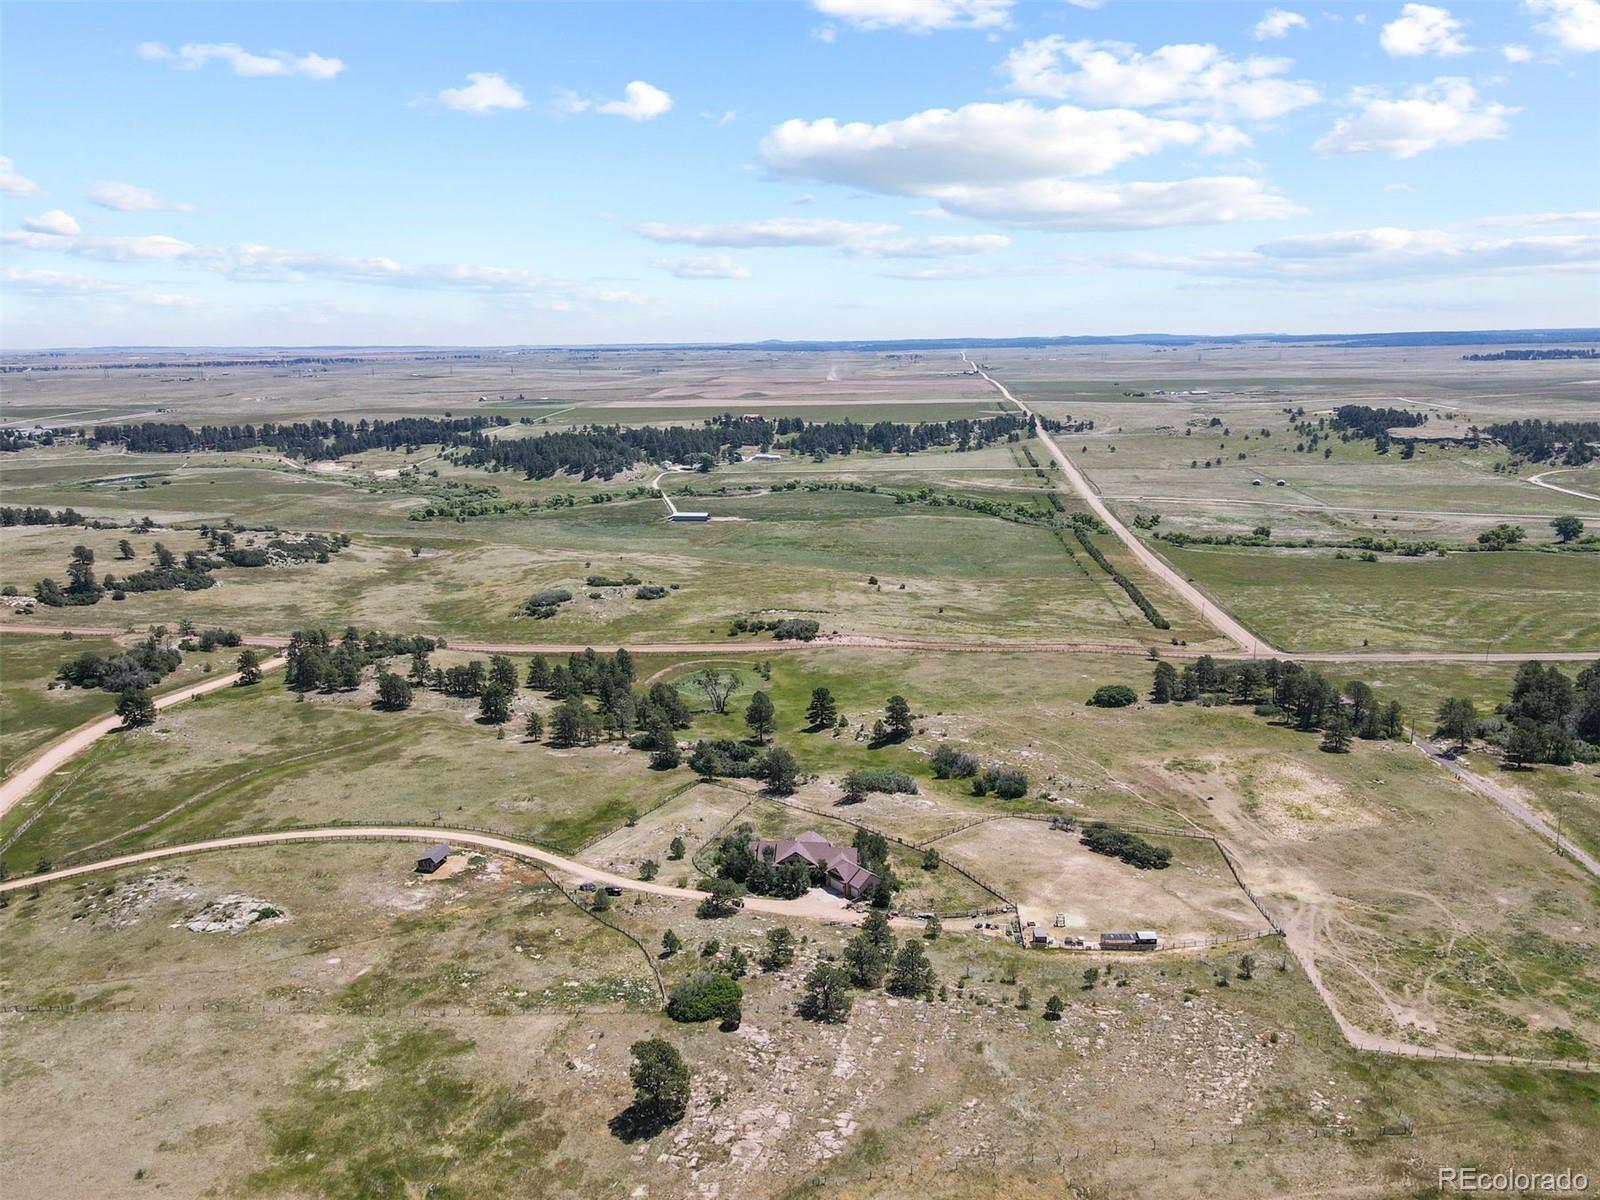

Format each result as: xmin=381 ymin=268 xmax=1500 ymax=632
xmin=1411 ymin=734 xmax=1600 ymax=878
xmin=0 ymin=655 xmax=287 ymax=821
xmin=0 ymin=825 xmax=870 ymax=925
xmin=962 ymin=354 xmax=1270 ymax=656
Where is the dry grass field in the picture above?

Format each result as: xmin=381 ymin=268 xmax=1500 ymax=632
xmin=2 ymin=343 xmax=1597 ymax=1199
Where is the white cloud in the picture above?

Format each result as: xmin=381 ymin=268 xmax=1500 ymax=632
xmin=433 ymin=72 xmax=529 ymax=114
xmin=1 ymin=228 xmax=640 ymax=304
xmin=842 ymin=233 xmax=1011 ymax=257
xmin=763 ymin=101 xmax=1245 ymax=191
xmin=1314 ymin=78 xmax=1513 ymax=158
xmin=598 ymin=80 xmax=673 ymax=121
xmin=1475 ymin=210 xmax=1600 ymax=226
xmin=1526 ymin=0 xmax=1600 ymax=51
xmin=636 ymin=217 xmax=900 ymax=248
xmin=22 ymin=209 xmax=80 ymax=237
xmin=811 ymin=0 xmax=1014 ymax=33
xmin=4 ymin=266 xmax=117 ymax=296
xmin=758 ymin=99 xmax=1294 ymax=232
xmin=0 ymin=156 xmax=42 ymax=197
xmin=137 ymin=41 xmax=344 ymax=80
xmin=650 ymin=254 xmax=752 ymax=279
xmin=88 ymin=180 xmax=193 ymax=212
xmin=1385 ymin=181 xmax=1415 ymax=191
xmin=559 ymin=80 xmax=673 ymax=121
xmin=923 ymin=176 xmax=1301 ymax=230
xmin=3 ymin=266 xmax=200 ymax=307
xmin=1501 ymin=43 xmax=1536 ymax=61
xmin=636 ymin=217 xmax=1011 ymax=257
xmin=1002 ymin=37 xmax=1319 ymax=120
xmin=1254 ymin=8 xmax=1309 ymax=39
xmin=1120 ymin=226 xmax=1599 ymax=280
xmin=702 ymin=110 xmax=737 ymax=125
xmin=1379 ymin=4 xmax=1472 ymax=56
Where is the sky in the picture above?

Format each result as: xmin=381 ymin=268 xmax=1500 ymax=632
xmin=2 ymin=0 xmax=1598 ymax=347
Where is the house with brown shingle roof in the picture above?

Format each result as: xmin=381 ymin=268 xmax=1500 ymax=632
xmin=748 ymin=830 xmax=881 ymax=900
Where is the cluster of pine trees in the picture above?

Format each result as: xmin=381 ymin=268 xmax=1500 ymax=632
xmin=283 ymin=628 xmax=439 ymax=693
xmin=1151 ymin=656 xmax=1403 ymax=751
xmin=1486 ymin=419 xmax=1600 ymax=466
xmin=89 ymin=416 xmax=500 ymax=459
xmin=1437 ymin=660 xmax=1600 ymax=766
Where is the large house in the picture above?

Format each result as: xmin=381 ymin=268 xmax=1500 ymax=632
xmin=748 ymin=830 xmax=880 ymax=900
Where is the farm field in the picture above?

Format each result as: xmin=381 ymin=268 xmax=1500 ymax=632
xmin=1163 ymin=542 xmax=1600 ymax=653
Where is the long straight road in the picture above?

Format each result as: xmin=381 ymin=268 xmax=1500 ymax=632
xmin=963 ymin=352 xmax=1269 ymax=655
xmin=1412 ymin=734 xmax=1600 ymax=878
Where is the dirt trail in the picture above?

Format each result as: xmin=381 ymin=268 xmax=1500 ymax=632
xmin=6 ymin=623 xmax=1591 ymax=664
xmin=964 ymin=352 xmax=1267 ymax=655
xmin=7 ymin=823 xmax=1594 ymax=1072
xmin=1527 ymin=470 xmax=1600 ymax=504
xmin=0 ymin=824 xmax=867 ymax=925
xmin=0 ymin=655 xmax=287 ymax=820
xmin=1411 ymin=734 xmax=1600 ymax=878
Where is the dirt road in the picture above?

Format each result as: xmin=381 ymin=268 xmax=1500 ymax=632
xmin=1528 ymin=470 xmax=1600 ymax=504
xmin=0 ymin=824 xmax=868 ymax=925
xmin=964 ymin=353 xmax=1269 ymax=655
xmin=8 ymin=823 xmax=1594 ymax=1072
xmin=7 ymin=623 xmax=1591 ymax=665
xmin=0 ymin=655 xmax=286 ymax=820
xmin=1411 ymin=734 xmax=1600 ymax=878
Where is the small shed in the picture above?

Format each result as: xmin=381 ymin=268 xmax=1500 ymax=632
xmin=415 ymin=844 xmax=451 ymax=874
xmin=751 ymin=452 xmax=783 ymax=462
xmin=668 ymin=511 xmax=710 ymax=522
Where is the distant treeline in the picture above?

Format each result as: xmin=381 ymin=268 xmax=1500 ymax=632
xmin=1464 ymin=349 xmax=1599 ymax=361
xmin=461 ymin=425 xmax=729 ymax=480
xmin=4 ymin=355 xmax=377 ymax=373
xmin=90 ymin=416 xmax=503 ymax=459
xmin=1485 ymin=419 xmax=1599 ymax=466
xmin=460 ymin=413 xmax=1032 ymax=480
xmin=83 ymin=410 xmax=1033 ymax=482
xmin=784 ymin=414 xmax=1028 ymax=457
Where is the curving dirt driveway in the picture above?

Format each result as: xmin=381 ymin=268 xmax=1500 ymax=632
xmin=0 ymin=824 xmax=868 ymax=925
xmin=963 ymin=352 xmax=1268 ymax=656
xmin=0 ymin=655 xmax=286 ymax=820
xmin=1527 ymin=470 xmax=1600 ymax=504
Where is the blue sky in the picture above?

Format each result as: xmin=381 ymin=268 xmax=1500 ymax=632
xmin=2 ymin=0 xmax=1597 ymax=346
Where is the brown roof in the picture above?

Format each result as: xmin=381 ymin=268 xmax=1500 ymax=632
xmin=749 ymin=831 xmax=878 ymax=893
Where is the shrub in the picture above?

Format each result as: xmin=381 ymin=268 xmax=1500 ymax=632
xmin=930 ymin=743 xmax=978 ymax=779
xmin=635 ymin=584 xmax=668 ymax=600
xmin=666 ymin=973 xmax=743 ymax=1024
xmin=842 ymin=766 xmax=918 ymax=801
xmin=1079 ymin=821 xmax=1172 ymax=870
xmin=523 ymin=588 xmax=573 ymax=617
xmin=1088 ymin=684 xmax=1137 ymax=708
xmin=973 ymin=765 xmax=1027 ymax=799
xmin=773 ymin=618 xmax=820 ymax=641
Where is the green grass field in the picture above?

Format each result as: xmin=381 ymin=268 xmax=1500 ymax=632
xmin=1162 ymin=543 xmax=1600 ymax=652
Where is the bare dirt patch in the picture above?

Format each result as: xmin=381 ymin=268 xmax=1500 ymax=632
xmin=937 ymin=817 xmax=1263 ymax=942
